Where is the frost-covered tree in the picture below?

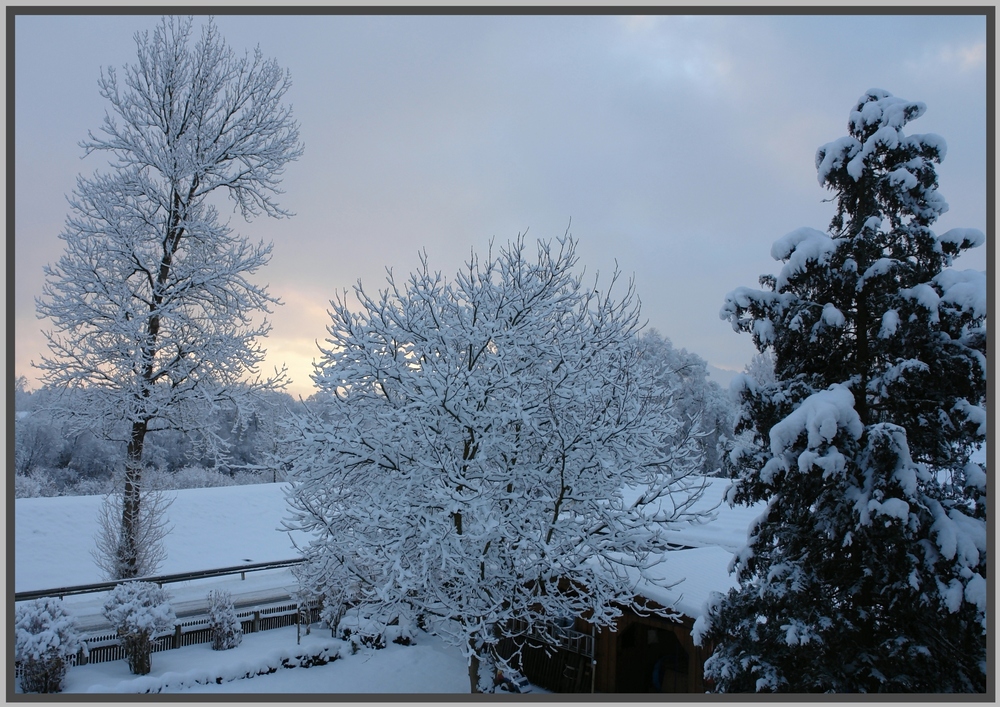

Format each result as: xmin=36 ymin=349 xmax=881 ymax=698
xmin=697 ymin=90 xmax=987 ymax=692
xmin=743 ymin=350 xmax=776 ymax=386
xmin=102 ymin=581 xmax=176 ymax=675
xmin=15 ymin=599 xmax=87 ymax=693
xmin=285 ymin=235 xmax=707 ymax=693
xmin=34 ymin=16 xmax=302 ymax=578
xmin=638 ymin=329 xmax=736 ymax=475
xmin=14 ymin=411 xmax=62 ymax=478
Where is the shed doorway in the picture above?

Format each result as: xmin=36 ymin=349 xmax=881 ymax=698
xmin=614 ymin=622 xmax=690 ymax=692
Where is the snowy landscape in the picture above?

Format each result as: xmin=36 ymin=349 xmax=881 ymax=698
xmin=13 ymin=12 xmax=988 ymax=698
xmin=14 ymin=484 xmax=477 ymax=694
xmin=14 ymin=479 xmax=760 ymax=695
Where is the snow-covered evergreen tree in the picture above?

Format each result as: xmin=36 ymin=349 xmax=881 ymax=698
xmin=15 ymin=599 xmax=87 ymax=693
xmin=207 ymin=589 xmax=243 ymax=650
xmin=102 ymin=581 xmax=176 ymax=675
xmin=696 ymin=90 xmax=986 ymax=692
xmin=34 ymin=16 xmax=301 ymax=578
xmin=284 ymin=235 xmax=708 ymax=693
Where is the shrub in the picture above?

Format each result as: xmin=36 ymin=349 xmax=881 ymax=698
xmin=207 ymin=590 xmax=243 ymax=650
xmin=14 ymin=473 xmax=44 ymax=499
xmin=101 ymin=582 xmax=175 ymax=675
xmin=336 ymin=605 xmax=416 ymax=652
xmin=15 ymin=599 xmax=86 ymax=693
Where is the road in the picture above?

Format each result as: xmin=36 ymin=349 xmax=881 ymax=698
xmin=46 ymin=567 xmax=302 ymax=634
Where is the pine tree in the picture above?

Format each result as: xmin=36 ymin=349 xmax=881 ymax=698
xmin=697 ymin=90 xmax=986 ymax=693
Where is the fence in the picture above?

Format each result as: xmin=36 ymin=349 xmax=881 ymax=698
xmin=69 ymin=600 xmax=322 ymax=668
xmin=14 ymin=559 xmax=319 ymax=679
xmin=13 ymin=558 xmax=306 ymax=602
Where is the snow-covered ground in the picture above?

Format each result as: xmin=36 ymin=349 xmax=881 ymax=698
xmin=59 ymin=625 xmax=471 ymax=695
xmin=15 ymin=477 xmax=761 ymax=695
xmin=16 ymin=479 xmax=762 ymax=619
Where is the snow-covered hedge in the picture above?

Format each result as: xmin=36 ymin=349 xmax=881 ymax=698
xmin=102 ymin=582 xmax=176 ymax=675
xmin=15 ymin=598 xmax=87 ymax=693
xmin=81 ymin=640 xmax=344 ymax=694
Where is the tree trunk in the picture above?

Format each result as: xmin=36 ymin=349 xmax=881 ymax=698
xmin=854 ymin=282 xmax=871 ymax=426
xmin=124 ymin=632 xmax=152 ymax=675
xmin=120 ymin=420 xmax=148 ymax=579
xmin=114 ymin=192 xmax=183 ymax=580
xmin=468 ymin=646 xmax=481 ymax=694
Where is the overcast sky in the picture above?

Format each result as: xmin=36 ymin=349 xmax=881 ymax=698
xmin=13 ymin=10 xmax=988 ymax=398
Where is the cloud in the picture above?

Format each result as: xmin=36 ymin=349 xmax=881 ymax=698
xmin=942 ymin=41 xmax=987 ymax=71
xmin=612 ymin=15 xmax=737 ymax=91
xmin=905 ymin=37 xmax=987 ymax=77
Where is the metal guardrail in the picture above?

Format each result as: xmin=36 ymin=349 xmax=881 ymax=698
xmin=14 ymin=558 xmax=306 ymax=602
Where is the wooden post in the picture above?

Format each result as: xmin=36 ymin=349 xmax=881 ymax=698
xmin=173 ymin=624 xmax=182 ymax=650
xmin=591 ymin=623 xmax=597 ymax=693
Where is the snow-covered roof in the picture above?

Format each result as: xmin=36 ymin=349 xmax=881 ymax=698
xmin=621 ymin=476 xmax=764 ymax=619
xmin=633 ymin=545 xmax=741 ymax=620
xmin=658 ymin=477 xmax=764 ymax=554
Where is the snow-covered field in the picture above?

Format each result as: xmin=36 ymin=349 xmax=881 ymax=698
xmin=15 ymin=483 xmax=308 ymax=591
xmin=14 ymin=477 xmax=760 ymax=695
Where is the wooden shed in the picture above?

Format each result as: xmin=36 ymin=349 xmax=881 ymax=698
xmin=495 ymin=545 xmax=737 ymax=693
xmin=592 ymin=607 xmax=714 ymax=693
xmin=496 ymin=480 xmax=762 ymax=694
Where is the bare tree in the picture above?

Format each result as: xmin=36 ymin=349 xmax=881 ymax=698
xmin=35 ymin=16 xmax=302 ymax=578
xmin=92 ymin=482 xmax=173 ymax=580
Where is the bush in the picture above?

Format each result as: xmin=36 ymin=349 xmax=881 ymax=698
xmin=70 ymin=475 xmax=115 ymax=497
xmin=207 ymin=590 xmax=243 ymax=650
xmin=101 ymin=582 xmax=175 ymax=675
xmin=336 ymin=605 xmax=416 ymax=652
xmin=14 ymin=473 xmax=45 ymax=499
xmin=15 ymin=599 xmax=86 ymax=693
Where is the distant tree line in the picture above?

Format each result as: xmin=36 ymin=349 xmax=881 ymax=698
xmin=15 ymin=352 xmax=736 ymax=501
xmin=13 ymin=376 xmax=295 ymax=498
